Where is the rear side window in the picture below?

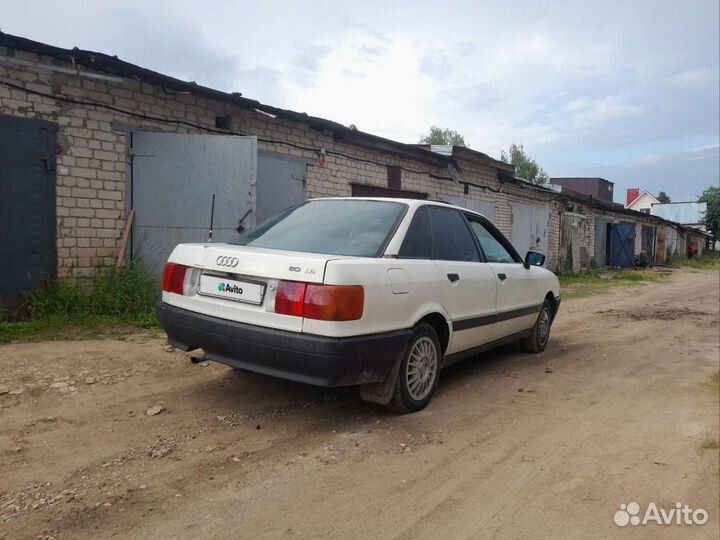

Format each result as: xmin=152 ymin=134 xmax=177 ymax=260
xmin=427 ymin=206 xmax=480 ymax=262
xmin=230 ymin=200 xmax=406 ymax=257
xmin=399 ymin=206 xmax=432 ymax=259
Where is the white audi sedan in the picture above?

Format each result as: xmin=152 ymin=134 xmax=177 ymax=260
xmin=157 ymin=198 xmax=560 ymax=412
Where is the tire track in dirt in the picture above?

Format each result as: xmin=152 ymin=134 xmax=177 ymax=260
xmin=0 ymin=269 xmax=718 ymax=540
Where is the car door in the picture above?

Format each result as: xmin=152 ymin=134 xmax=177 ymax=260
xmin=466 ymin=215 xmax=539 ymax=340
xmin=425 ymin=206 xmax=497 ymax=355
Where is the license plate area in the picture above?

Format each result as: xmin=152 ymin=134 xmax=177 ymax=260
xmin=198 ymin=273 xmax=266 ymax=305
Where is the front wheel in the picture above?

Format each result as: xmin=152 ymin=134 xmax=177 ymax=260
xmin=521 ymin=300 xmax=553 ymax=353
xmin=388 ymin=323 xmax=441 ymax=413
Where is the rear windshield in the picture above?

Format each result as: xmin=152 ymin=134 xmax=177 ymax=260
xmin=230 ymin=200 xmax=407 ymax=257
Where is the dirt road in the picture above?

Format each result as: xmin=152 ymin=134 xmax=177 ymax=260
xmin=1 ymin=269 xmax=718 ymax=539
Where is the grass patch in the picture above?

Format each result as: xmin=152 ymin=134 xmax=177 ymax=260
xmin=700 ymin=435 xmax=720 ymax=451
xmin=560 ymin=269 xmax=665 ymax=299
xmin=707 ymin=371 xmax=720 ymax=397
xmin=0 ymin=263 xmax=159 ymax=343
xmin=668 ymin=251 xmax=720 ymax=270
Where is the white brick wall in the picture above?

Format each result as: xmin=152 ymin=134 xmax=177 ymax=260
xmin=0 ymin=46 xmax=665 ymax=276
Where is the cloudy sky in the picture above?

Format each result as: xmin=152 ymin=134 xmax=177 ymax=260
xmin=4 ymin=0 xmax=718 ymax=202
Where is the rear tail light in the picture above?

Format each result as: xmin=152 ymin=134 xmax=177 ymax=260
xmin=275 ymin=281 xmax=364 ymax=321
xmin=304 ymin=284 xmax=364 ymax=321
xmin=275 ymin=281 xmax=307 ymax=317
xmin=162 ymin=263 xmax=187 ymax=294
xmin=162 ymin=263 xmax=200 ymax=295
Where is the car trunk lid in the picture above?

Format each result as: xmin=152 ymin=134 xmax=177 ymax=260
xmin=200 ymin=244 xmax=330 ymax=284
xmin=163 ymin=243 xmax=348 ymax=332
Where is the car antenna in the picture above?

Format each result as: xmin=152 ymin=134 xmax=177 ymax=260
xmin=208 ymin=193 xmax=216 ymax=242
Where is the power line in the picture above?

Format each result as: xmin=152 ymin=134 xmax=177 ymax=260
xmin=0 ymin=79 xmax=457 ymax=182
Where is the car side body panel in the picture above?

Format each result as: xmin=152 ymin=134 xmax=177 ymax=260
xmin=305 ymin=258 xmax=447 ymax=338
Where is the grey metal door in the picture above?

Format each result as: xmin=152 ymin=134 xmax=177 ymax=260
xmin=559 ymin=213 xmax=589 ymax=273
xmin=594 ymin=217 xmax=610 ymax=267
xmin=511 ymin=203 xmax=550 ymax=263
xmin=641 ymin=225 xmax=655 ymax=262
xmin=130 ymin=132 xmax=256 ymax=277
xmin=256 ymin=152 xmax=307 ymax=223
xmin=0 ymin=116 xmax=57 ymax=308
xmin=439 ymin=194 xmax=496 ymax=221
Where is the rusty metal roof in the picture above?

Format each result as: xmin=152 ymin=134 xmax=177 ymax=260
xmin=414 ymin=143 xmax=514 ymax=173
xmin=0 ymin=32 xmax=457 ymax=170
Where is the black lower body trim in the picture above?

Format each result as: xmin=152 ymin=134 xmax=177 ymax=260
xmin=156 ymin=302 xmax=411 ymax=387
xmin=452 ymin=304 xmax=541 ymax=332
xmin=443 ymin=330 xmax=533 ymax=367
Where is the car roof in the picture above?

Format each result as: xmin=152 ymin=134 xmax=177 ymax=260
xmin=306 ymin=196 xmax=486 ymax=218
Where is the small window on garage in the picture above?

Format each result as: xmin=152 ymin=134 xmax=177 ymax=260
xmin=387 ymin=166 xmax=401 ymax=190
xmin=399 ymin=206 xmax=432 ymax=259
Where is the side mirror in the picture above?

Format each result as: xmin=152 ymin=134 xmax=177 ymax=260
xmin=524 ymin=251 xmax=546 ymax=269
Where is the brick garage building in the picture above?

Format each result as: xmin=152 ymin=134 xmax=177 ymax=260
xmin=0 ymin=32 xmax=703 ymax=303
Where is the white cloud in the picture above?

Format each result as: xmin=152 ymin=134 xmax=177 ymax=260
xmin=283 ymin=34 xmax=435 ymax=140
xmin=1 ymin=0 xmax=717 ymax=196
xmin=566 ymin=95 xmax=644 ymax=127
xmin=666 ymin=68 xmax=719 ymax=89
xmin=630 ymin=154 xmax=665 ymax=166
xmin=689 ymin=143 xmax=720 ymax=153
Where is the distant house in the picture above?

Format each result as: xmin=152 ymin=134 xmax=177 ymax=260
xmin=625 ymin=189 xmax=659 ymax=213
xmin=550 ymin=177 xmax=614 ymax=203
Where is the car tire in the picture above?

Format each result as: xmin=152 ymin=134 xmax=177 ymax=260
xmin=521 ymin=299 xmax=553 ymax=353
xmin=387 ymin=323 xmax=442 ymax=413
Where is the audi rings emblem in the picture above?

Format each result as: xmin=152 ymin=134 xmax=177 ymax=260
xmin=216 ymin=256 xmax=239 ymax=268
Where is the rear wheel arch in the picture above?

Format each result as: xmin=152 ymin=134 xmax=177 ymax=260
xmin=416 ymin=312 xmax=450 ymax=354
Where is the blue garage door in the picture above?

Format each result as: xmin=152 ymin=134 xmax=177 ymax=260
xmin=610 ymin=223 xmax=635 ymax=267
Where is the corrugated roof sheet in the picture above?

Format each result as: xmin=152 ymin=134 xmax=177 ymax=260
xmin=0 ymin=32 xmax=457 ymax=170
xmin=651 ymin=202 xmax=707 ymax=224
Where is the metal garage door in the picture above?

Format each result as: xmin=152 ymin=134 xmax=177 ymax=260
xmin=559 ymin=212 xmax=589 ymax=273
xmin=0 ymin=116 xmax=57 ymax=308
xmin=130 ymin=133 xmax=257 ymax=277
xmin=594 ymin=217 xmax=611 ymax=267
xmin=641 ymin=225 xmax=655 ymax=263
xmin=511 ymin=203 xmax=550 ymax=263
xmin=609 ymin=223 xmax=635 ymax=267
xmin=256 ymin=151 xmax=307 ymax=224
xmin=439 ymin=195 xmax=496 ymax=221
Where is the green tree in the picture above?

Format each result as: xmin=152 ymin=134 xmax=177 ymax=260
xmin=657 ymin=191 xmax=671 ymax=203
xmin=419 ymin=126 xmax=468 ymax=147
xmin=698 ymin=186 xmax=720 ymax=240
xmin=500 ymin=144 xmax=549 ymax=185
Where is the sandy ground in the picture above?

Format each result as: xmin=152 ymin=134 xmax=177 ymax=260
xmin=1 ymin=268 xmax=718 ymax=540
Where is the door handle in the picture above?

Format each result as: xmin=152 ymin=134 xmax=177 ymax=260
xmin=447 ymin=273 xmax=460 ymax=282
xmin=497 ymin=273 xmax=507 ymax=281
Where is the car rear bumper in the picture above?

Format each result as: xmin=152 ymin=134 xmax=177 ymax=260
xmin=156 ymin=302 xmax=411 ymax=387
